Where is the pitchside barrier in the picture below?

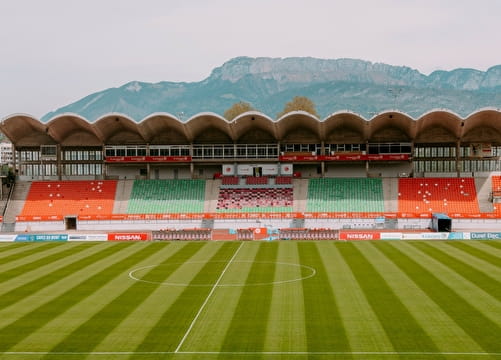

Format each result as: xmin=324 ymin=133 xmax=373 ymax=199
xmin=14 ymin=212 xmax=501 ymax=222
xmin=2 ymin=230 xmax=501 ymax=242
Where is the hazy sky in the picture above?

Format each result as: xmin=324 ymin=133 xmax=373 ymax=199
xmin=1 ymin=0 xmax=500 ymax=118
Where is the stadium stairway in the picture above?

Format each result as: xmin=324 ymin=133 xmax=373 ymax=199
xmin=293 ymin=178 xmax=308 ymax=212
xmin=113 ymin=180 xmax=134 ymax=214
xmin=475 ymin=177 xmax=494 ymax=213
xmin=3 ymin=181 xmax=31 ymax=223
xmin=382 ymin=178 xmax=399 ymax=212
xmin=204 ymin=179 xmax=220 ymax=213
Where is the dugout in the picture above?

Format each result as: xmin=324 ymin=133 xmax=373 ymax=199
xmin=431 ymin=213 xmax=452 ymax=232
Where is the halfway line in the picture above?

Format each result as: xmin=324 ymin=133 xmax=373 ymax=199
xmin=174 ymin=241 xmax=244 ymax=353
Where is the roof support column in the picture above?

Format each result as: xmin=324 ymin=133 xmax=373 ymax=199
xmin=57 ymin=144 xmax=62 ymax=180
xmin=456 ymin=140 xmax=461 ymax=178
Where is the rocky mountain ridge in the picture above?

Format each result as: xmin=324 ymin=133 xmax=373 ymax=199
xmin=42 ymin=56 xmax=501 ymax=122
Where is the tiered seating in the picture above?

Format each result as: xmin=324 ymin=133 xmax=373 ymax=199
xmin=275 ymin=176 xmax=292 ymax=185
xmin=398 ymin=178 xmax=479 ymax=214
xmin=20 ymin=180 xmax=117 ymax=216
xmin=246 ymin=176 xmax=268 ymax=185
xmin=216 ymin=188 xmax=293 ymax=212
xmin=127 ymin=179 xmax=205 ymax=213
xmin=492 ymin=176 xmax=501 ymax=197
xmin=306 ymin=178 xmax=384 ymax=212
xmin=491 ymin=176 xmax=501 ymax=215
xmin=221 ymin=176 xmax=239 ymax=185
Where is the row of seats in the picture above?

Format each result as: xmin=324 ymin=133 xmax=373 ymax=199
xmin=16 ymin=176 xmax=491 ymax=217
xmin=216 ymin=188 xmax=293 ymax=212
xmin=20 ymin=180 xmax=117 ymax=216
xmin=127 ymin=179 xmax=205 ymax=214
xmin=398 ymin=178 xmax=479 ymax=213
xmin=306 ymin=178 xmax=385 ymax=212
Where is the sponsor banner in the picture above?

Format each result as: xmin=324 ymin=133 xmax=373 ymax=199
xmin=222 ymin=164 xmax=235 ymax=176
xmin=0 ymin=235 xmax=17 ymax=242
xmin=261 ymin=164 xmax=278 ymax=175
xmin=380 ymin=232 xmax=403 ymax=240
xmin=401 ymin=232 xmax=465 ymax=240
xmin=279 ymin=154 xmax=410 ymax=162
xmin=339 ymin=232 xmax=380 ymax=241
xmin=68 ymin=234 xmax=108 ymax=242
xmin=470 ymin=232 xmax=501 ymax=240
xmin=280 ymin=163 xmax=293 ymax=175
xmin=15 ymin=234 xmax=68 ymax=242
xmin=16 ymin=215 xmax=64 ymax=222
xmin=105 ymin=156 xmax=191 ymax=162
xmin=108 ymin=233 xmax=150 ymax=241
xmin=237 ymin=164 xmax=253 ymax=176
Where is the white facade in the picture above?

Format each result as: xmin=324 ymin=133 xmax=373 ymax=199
xmin=0 ymin=142 xmax=13 ymax=166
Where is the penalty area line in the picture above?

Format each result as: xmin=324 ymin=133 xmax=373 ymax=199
xmin=174 ymin=241 xmax=244 ymax=353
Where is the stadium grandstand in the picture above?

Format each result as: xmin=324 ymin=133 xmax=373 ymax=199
xmin=1 ymin=108 xmax=501 ymax=239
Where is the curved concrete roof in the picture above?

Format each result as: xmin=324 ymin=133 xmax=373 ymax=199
xmin=2 ymin=109 xmax=501 ymax=147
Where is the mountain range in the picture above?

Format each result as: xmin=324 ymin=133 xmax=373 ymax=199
xmin=42 ymin=57 xmax=501 ymax=122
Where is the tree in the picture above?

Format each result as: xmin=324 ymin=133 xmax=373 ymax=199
xmin=223 ymin=101 xmax=255 ymax=121
xmin=277 ymin=96 xmax=319 ymax=119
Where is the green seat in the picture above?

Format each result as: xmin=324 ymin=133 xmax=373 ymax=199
xmin=127 ymin=179 xmax=205 ymax=214
xmin=306 ymin=178 xmax=384 ymax=212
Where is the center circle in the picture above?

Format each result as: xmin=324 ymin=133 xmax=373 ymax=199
xmin=129 ymin=261 xmax=316 ymax=287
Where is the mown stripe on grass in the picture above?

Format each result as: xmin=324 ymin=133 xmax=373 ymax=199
xmin=445 ymin=241 xmax=501 ymax=269
xmin=482 ymin=241 xmax=501 ymax=251
xmin=380 ymin=241 xmax=501 ymax=354
xmin=412 ymin=242 xmax=501 ymax=303
xmin=12 ymin=243 xmax=188 ymax=351
xmin=0 ymin=242 xmax=127 ymax=316
xmin=132 ymin=242 xmax=241 ymax=354
xmin=0 ymin=242 xmax=62 ymax=267
xmin=172 ymin=242 xmax=258 ymax=352
xmin=45 ymin=241 xmax=208 ymax=355
xmin=0 ymin=242 xmax=145 ymax=351
xmin=360 ymin=242 xmax=483 ymax=354
xmin=0 ymin=242 xmax=46 ymax=256
xmin=472 ymin=241 xmax=501 ymax=259
xmin=0 ymin=244 xmax=96 ymax=292
xmin=264 ymin=241 xmax=308 ymax=352
xmin=218 ymin=241 xmax=278 ymax=352
xmin=319 ymin=242 xmax=393 ymax=353
xmin=338 ymin=242 xmax=440 ymax=353
xmin=88 ymin=242 xmax=228 ymax=353
xmin=297 ymin=241 xmax=350 ymax=353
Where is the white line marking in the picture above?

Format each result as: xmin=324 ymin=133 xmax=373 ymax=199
xmin=174 ymin=241 xmax=244 ymax=353
xmin=2 ymin=351 xmax=500 ymax=357
xmin=129 ymin=260 xmax=316 ymax=287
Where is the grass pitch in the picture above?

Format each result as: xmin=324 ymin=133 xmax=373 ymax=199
xmin=0 ymin=240 xmax=500 ymax=359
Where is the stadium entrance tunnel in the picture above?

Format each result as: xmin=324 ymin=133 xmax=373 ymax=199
xmin=65 ymin=216 xmax=77 ymax=230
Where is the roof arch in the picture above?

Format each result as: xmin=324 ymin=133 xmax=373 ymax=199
xmin=94 ymin=113 xmax=146 ymax=144
xmin=462 ymin=108 xmax=501 ymax=143
xmin=46 ymin=113 xmax=104 ymax=145
xmin=185 ymin=112 xmax=232 ymax=143
xmin=323 ymin=112 xmax=368 ymax=142
xmin=231 ymin=111 xmax=278 ymax=142
xmin=275 ymin=111 xmax=321 ymax=141
xmin=369 ymin=111 xmax=414 ymax=141
xmin=0 ymin=113 xmax=52 ymax=147
xmin=138 ymin=113 xmax=189 ymax=144
xmin=415 ymin=109 xmax=462 ymax=141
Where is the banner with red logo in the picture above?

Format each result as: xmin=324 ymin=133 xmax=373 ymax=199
xmin=339 ymin=231 xmax=381 ymax=241
xmin=107 ymin=233 xmax=150 ymax=241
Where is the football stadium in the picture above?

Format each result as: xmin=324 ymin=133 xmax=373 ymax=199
xmin=0 ymin=109 xmax=500 ymax=359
